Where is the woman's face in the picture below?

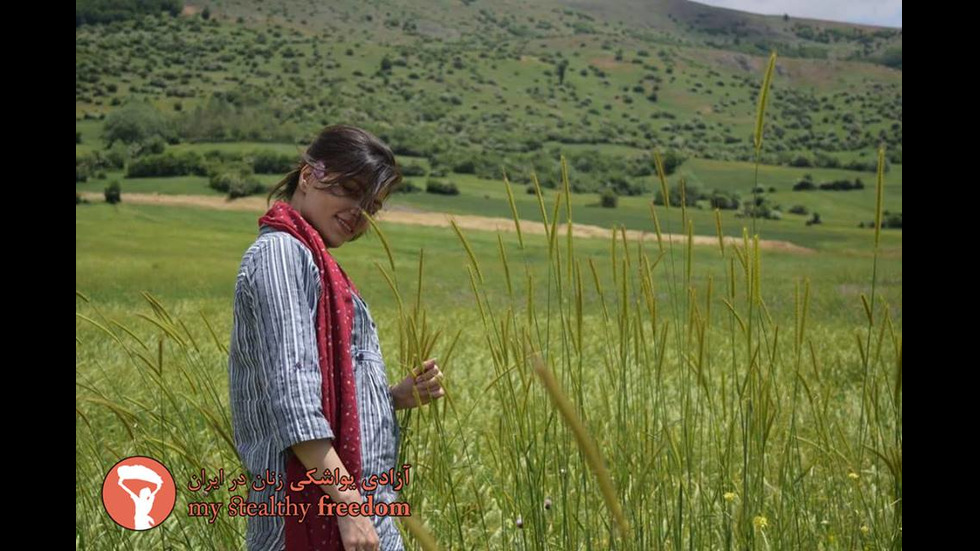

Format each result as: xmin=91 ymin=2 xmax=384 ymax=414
xmin=290 ymin=165 xmax=381 ymax=248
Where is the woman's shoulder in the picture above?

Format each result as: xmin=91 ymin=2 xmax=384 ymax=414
xmin=240 ymin=226 xmax=320 ymax=281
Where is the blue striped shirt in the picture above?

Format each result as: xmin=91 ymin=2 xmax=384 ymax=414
xmin=228 ymin=226 xmax=402 ymax=551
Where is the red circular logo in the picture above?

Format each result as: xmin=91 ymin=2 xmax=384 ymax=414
xmin=101 ymin=456 xmax=176 ymax=531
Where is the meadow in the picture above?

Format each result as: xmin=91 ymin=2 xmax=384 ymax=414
xmin=76 ymin=160 xmax=901 ymax=548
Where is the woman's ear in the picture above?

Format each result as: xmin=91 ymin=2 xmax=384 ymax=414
xmin=298 ymin=167 xmax=310 ymax=193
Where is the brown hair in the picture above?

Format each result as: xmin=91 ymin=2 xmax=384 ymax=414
xmin=267 ymin=124 xmax=402 ymax=241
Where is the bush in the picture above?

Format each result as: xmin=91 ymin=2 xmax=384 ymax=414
xmin=251 ymin=151 xmax=296 ymax=174
xmin=814 ymin=152 xmax=841 ymax=168
xmin=789 ymin=204 xmax=809 ymax=215
xmin=884 ymin=212 xmax=902 ymax=228
xmin=600 ymin=188 xmax=618 ymax=208
xmin=228 ymin=177 xmax=265 ymax=199
xmin=127 ymin=151 xmax=208 ymax=178
xmin=452 ymin=160 xmax=476 ymax=174
xmin=789 ymin=153 xmax=813 ymax=167
xmin=77 ymin=147 xmax=128 ymax=183
xmin=818 ymin=178 xmax=864 ymax=191
xmin=709 ymin=190 xmax=740 ymax=210
xmin=141 ymin=135 xmax=167 ymax=156
xmin=400 ymin=163 xmax=426 ymax=177
xmin=105 ymin=143 xmax=130 ymax=169
xmin=737 ymin=194 xmax=781 ymax=220
xmin=208 ymin=165 xmax=265 ymax=198
xmin=394 ymin=181 xmax=422 ymax=193
xmin=604 ymin=175 xmax=645 ymax=196
xmin=76 ymin=161 xmax=91 ymax=183
xmin=425 ymin=179 xmax=459 ymax=195
xmin=103 ymin=101 xmax=177 ymax=149
xmin=104 ymin=180 xmax=122 ymax=204
xmin=654 ymin=181 xmax=702 ymax=207
xmin=659 ymin=150 xmax=686 ymax=175
xmin=860 ymin=211 xmax=902 ymax=229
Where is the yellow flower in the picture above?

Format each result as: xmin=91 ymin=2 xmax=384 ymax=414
xmin=848 ymin=472 xmax=860 ymax=480
xmin=860 ymin=525 xmax=869 ymax=535
xmin=753 ymin=515 xmax=768 ymax=530
xmin=723 ymin=492 xmax=736 ymax=503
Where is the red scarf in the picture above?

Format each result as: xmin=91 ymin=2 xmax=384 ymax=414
xmin=258 ymin=200 xmax=363 ymax=550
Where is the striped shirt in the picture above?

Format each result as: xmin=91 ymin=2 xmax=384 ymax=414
xmin=228 ymin=226 xmax=403 ymax=551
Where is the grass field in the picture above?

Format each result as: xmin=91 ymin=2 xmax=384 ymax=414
xmin=76 ymin=175 xmax=901 ymax=548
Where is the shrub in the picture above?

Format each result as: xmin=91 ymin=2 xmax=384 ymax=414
xmin=141 ymin=135 xmax=167 ymax=156
xmin=104 ymin=180 xmax=122 ymax=204
xmin=394 ymin=181 xmax=422 ymax=193
xmin=400 ymin=163 xmax=427 ymax=177
xmin=654 ymin=182 xmax=702 ymax=207
xmin=127 ymin=151 xmax=207 ymax=178
xmin=208 ymin=165 xmax=265 ymax=198
xmin=600 ymin=187 xmax=618 ymax=208
xmin=251 ymin=151 xmax=296 ymax=174
xmin=452 ymin=160 xmax=476 ymax=174
xmin=709 ymin=190 xmax=740 ymax=210
xmin=606 ymin=175 xmax=645 ymax=196
xmin=103 ymin=101 xmax=176 ymax=149
xmin=76 ymin=161 xmax=91 ymax=183
xmin=860 ymin=211 xmax=902 ymax=229
xmin=818 ymin=178 xmax=864 ymax=191
xmin=426 ymin=179 xmax=459 ymax=195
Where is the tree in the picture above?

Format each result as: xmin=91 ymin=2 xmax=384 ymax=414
xmin=600 ymin=188 xmax=618 ymax=208
xmin=658 ymin=150 xmax=686 ymax=175
xmin=104 ymin=180 xmax=122 ymax=204
xmin=557 ymin=59 xmax=569 ymax=85
xmin=102 ymin=101 xmax=175 ymax=153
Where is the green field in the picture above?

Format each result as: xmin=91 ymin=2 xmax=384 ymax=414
xmin=77 ymin=189 xmax=901 ymax=548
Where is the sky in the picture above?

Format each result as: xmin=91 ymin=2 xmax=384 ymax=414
xmin=691 ymin=1 xmax=902 ymax=28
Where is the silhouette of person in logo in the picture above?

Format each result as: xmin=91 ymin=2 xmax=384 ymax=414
xmin=117 ymin=464 xmax=164 ymax=530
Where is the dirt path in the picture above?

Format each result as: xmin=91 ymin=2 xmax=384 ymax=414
xmin=77 ymin=192 xmax=815 ymax=254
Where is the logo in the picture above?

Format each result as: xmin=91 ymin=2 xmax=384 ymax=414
xmin=102 ymin=455 xmax=176 ymax=531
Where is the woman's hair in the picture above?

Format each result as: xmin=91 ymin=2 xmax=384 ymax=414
xmin=267 ymin=124 xmax=403 ymax=241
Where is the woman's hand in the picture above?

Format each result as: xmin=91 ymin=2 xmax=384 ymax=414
xmin=337 ymin=514 xmax=380 ymax=551
xmin=390 ymin=358 xmax=445 ymax=410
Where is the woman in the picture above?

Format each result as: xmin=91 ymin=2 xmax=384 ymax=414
xmin=228 ymin=124 xmax=445 ymax=551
